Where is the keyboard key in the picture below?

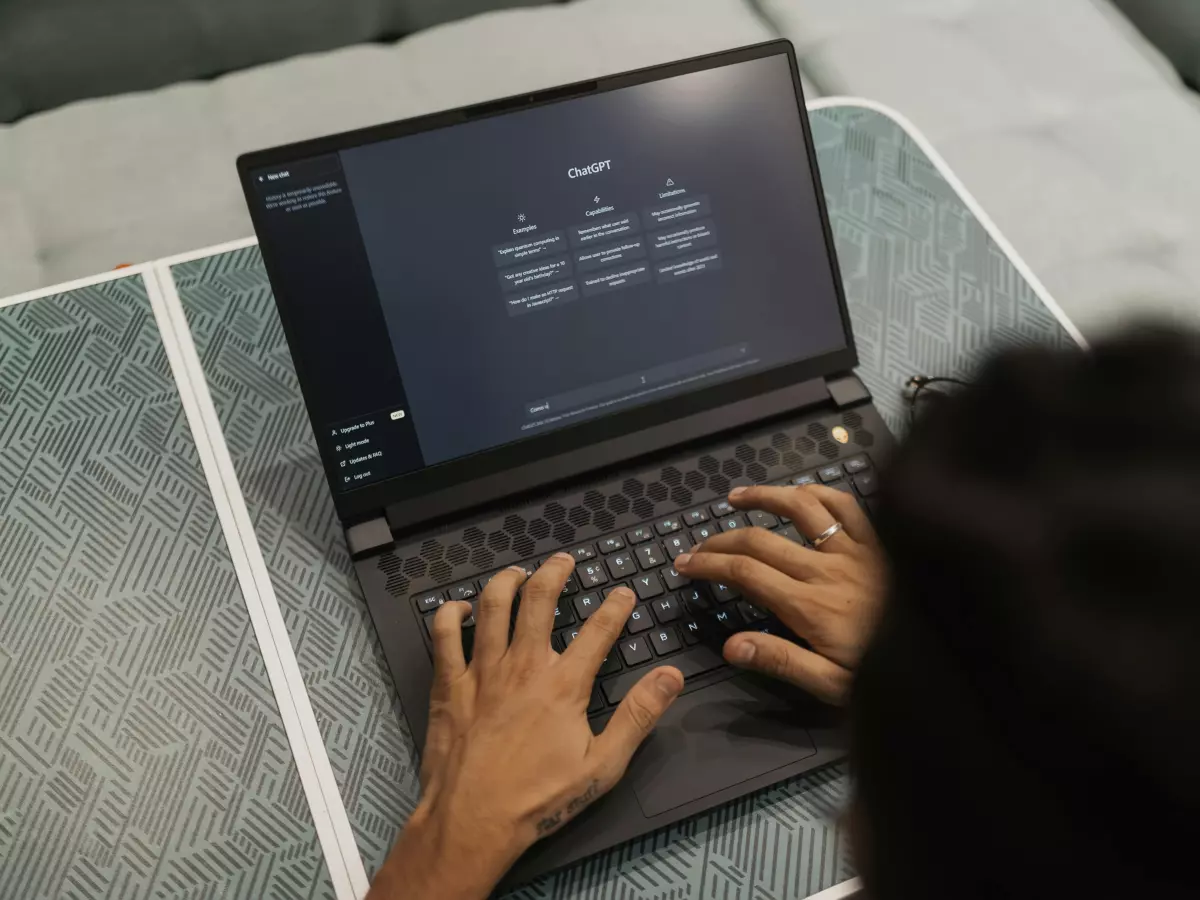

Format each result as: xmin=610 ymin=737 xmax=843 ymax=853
xmin=560 ymin=573 xmax=580 ymax=597
xmin=598 ymin=536 xmax=625 ymax=554
xmin=853 ymin=471 xmax=880 ymax=497
xmin=414 ymin=591 xmax=445 ymax=613
xmin=791 ymin=473 xmax=817 ymax=486
xmin=714 ymin=606 xmax=743 ymax=630
xmin=569 ymin=544 xmax=596 ymax=562
xmin=634 ymin=543 xmax=665 ymax=569
xmin=598 ymin=652 xmax=622 ymax=676
xmin=573 ymin=592 xmax=602 ymax=620
xmin=718 ymin=514 xmax=747 ymax=532
xmin=681 ymin=585 xmax=714 ymax=612
xmin=605 ymin=552 xmax=638 ymax=579
xmin=829 ymin=482 xmax=854 ymax=495
xmin=710 ymin=500 xmax=734 ymax=516
xmin=627 ymin=525 xmax=655 ymax=544
xmin=748 ymin=510 xmax=779 ymax=529
xmin=577 ymin=561 xmax=608 ymax=588
xmin=844 ymin=455 xmax=871 ymax=475
xmin=663 ymin=533 xmax=691 ymax=559
xmin=553 ymin=603 xmax=577 ymax=628
xmin=555 ymin=626 xmax=582 ymax=649
xmin=662 ymin=565 xmax=690 ymax=590
xmin=513 ymin=561 xmax=537 ymax=579
xmin=448 ymin=582 xmax=478 ymax=602
xmin=738 ymin=601 xmax=769 ymax=622
xmin=683 ymin=508 xmax=710 ymax=525
xmin=818 ymin=465 xmax=844 ymax=483
xmin=601 ymin=645 xmax=724 ymax=704
xmin=712 ymin=582 xmax=741 ymax=603
xmin=691 ymin=523 xmax=718 ymax=543
xmin=681 ymin=618 xmax=702 ymax=645
xmin=778 ymin=524 xmax=806 ymax=545
xmin=423 ymin=613 xmax=437 ymax=638
xmin=588 ymin=711 xmax=612 ymax=735
xmin=588 ymin=684 xmax=604 ymax=714
xmin=632 ymin=572 xmax=664 ymax=601
xmin=654 ymin=517 xmax=683 ymax=536
xmin=650 ymin=627 xmax=682 ymax=656
xmin=618 ymin=636 xmax=653 ymax=668
xmin=652 ymin=594 xmax=683 ymax=623
xmin=626 ymin=605 xmax=654 ymax=633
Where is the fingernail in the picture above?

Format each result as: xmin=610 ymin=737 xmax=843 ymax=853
xmin=507 ymin=565 xmax=527 ymax=574
xmin=553 ymin=551 xmax=574 ymax=563
xmin=728 ymin=640 xmax=756 ymax=665
xmin=654 ymin=669 xmax=683 ymax=697
xmin=675 ymin=553 xmax=692 ymax=568
xmin=610 ymin=587 xmax=634 ymax=602
xmin=729 ymin=486 xmax=748 ymax=499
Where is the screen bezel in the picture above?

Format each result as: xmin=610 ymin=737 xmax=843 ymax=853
xmin=237 ymin=39 xmax=857 ymax=525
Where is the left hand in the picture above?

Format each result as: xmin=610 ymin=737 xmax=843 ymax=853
xmin=369 ymin=554 xmax=685 ymax=900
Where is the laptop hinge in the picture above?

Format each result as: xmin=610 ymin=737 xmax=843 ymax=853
xmin=346 ymin=516 xmax=394 ymax=559
xmin=825 ymin=373 xmax=871 ymax=409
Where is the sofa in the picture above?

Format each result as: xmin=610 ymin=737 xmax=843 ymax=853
xmin=2 ymin=0 xmax=1198 ymax=337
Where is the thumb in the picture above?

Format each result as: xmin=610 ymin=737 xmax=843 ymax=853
xmin=724 ymin=633 xmax=852 ymax=706
xmin=589 ymin=667 xmax=683 ymax=780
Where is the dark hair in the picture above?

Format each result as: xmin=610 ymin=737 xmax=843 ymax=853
xmin=852 ymin=326 xmax=1200 ymax=899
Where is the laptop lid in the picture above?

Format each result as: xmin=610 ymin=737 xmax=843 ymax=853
xmin=237 ymin=40 xmax=855 ymax=528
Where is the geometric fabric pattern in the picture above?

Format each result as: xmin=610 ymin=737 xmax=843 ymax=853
xmin=811 ymin=104 xmax=1079 ymax=434
xmin=0 ymin=273 xmax=334 ymax=899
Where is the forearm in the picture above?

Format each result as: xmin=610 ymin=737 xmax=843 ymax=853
xmin=367 ymin=806 xmax=525 ymax=900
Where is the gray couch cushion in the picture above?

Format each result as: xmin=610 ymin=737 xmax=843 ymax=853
xmin=0 ymin=0 xmax=777 ymax=297
xmin=1112 ymin=0 xmax=1200 ymax=85
xmin=0 ymin=0 xmax=557 ymax=123
xmin=761 ymin=0 xmax=1200 ymax=335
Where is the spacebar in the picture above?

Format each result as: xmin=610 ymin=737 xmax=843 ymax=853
xmin=600 ymin=646 xmax=726 ymax=705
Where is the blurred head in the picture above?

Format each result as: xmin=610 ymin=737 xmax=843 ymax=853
xmin=852 ymin=326 xmax=1200 ymax=899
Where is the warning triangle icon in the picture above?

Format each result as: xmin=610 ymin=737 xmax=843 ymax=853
xmin=666 ymin=178 xmax=675 ymax=186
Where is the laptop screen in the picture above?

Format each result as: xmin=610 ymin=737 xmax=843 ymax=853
xmin=243 ymin=48 xmax=849 ymax=502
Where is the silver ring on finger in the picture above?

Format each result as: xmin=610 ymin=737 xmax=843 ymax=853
xmin=812 ymin=521 xmax=844 ymax=549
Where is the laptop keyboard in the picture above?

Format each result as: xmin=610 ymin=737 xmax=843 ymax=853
xmin=411 ymin=453 xmax=877 ymax=730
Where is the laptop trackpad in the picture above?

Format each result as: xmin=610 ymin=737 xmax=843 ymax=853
xmin=630 ymin=675 xmax=817 ymax=818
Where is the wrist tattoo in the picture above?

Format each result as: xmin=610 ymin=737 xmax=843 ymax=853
xmin=535 ymin=780 xmax=601 ymax=837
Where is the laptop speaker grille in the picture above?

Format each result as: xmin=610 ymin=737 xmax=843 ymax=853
xmin=379 ymin=410 xmax=876 ymax=600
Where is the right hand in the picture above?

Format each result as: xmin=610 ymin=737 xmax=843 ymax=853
xmin=674 ymin=484 xmax=886 ymax=705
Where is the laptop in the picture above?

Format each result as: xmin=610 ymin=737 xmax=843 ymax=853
xmin=237 ymin=39 xmax=893 ymax=887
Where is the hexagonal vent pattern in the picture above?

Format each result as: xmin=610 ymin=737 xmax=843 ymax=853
xmin=378 ymin=409 xmax=879 ymax=599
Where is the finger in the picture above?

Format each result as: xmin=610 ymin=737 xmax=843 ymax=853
xmin=430 ymin=600 xmax=473 ymax=691
xmin=686 ymin=526 xmax=826 ymax=583
xmin=803 ymin=485 xmax=877 ymax=547
xmin=563 ymin=586 xmax=635 ymax=685
xmin=511 ymin=552 xmax=575 ymax=655
xmin=727 ymin=485 xmax=853 ymax=552
xmin=589 ymin=666 xmax=684 ymax=781
xmin=473 ymin=566 xmax=526 ymax=665
xmin=723 ymin=632 xmax=851 ymax=706
xmin=674 ymin=549 xmax=819 ymax=629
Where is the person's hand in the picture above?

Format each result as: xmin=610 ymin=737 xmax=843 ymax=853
xmin=675 ymin=485 xmax=885 ymax=705
xmin=369 ymin=554 xmax=684 ymax=900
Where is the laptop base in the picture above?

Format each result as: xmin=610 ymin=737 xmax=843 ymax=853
xmin=356 ymin=399 xmax=891 ymax=886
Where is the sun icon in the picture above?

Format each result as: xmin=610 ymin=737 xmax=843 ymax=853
xmin=517 ymin=213 xmax=527 ymax=223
